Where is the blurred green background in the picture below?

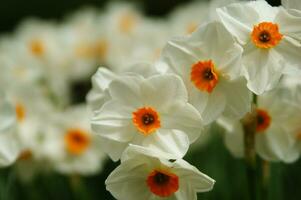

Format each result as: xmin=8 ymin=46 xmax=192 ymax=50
xmin=1 ymin=0 xmax=300 ymax=200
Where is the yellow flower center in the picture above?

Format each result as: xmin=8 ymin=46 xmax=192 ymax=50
xmin=15 ymin=103 xmax=26 ymax=122
xmin=186 ymin=22 xmax=198 ymax=34
xmin=251 ymin=22 xmax=283 ymax=49
xmin=190 ymin=60 xmax=219 ymax=93
xmin=65 ymin=128 xmax=91 ymax=155
xmin=119 ymin=13 xmax=137 ymax=33
xmin=132 ymin=107 xmax=160 ymax=135
xmin=29 ymin=39 xmax=45 ymax=56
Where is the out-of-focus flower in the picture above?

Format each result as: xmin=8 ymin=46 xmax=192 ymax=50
xmin=0 ymin=91 xmax=20 ymax=167
xmin=106 ymin=145 xmax=215 ymax=200
xmin=91 ymin=74 xmax=203 ymax=161
xmin=43 ymin=105 xmax=106 ymax=176
xmin=217 ymin=0 xmax=301 ymax=94
xmin=161 ymin=21 xmax=251 ymax=124
xmin=219 ymin=87 xmax=300 ymax=163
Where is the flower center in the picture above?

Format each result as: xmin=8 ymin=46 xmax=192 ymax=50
xmin=119 ymin=13 xmax=137 ymax=33
xmin=146 ymin=169 xmax=179 ymax=197
xmin=186 ymin=22 xmax=198 ymax=34
xmin=15 ymin=103 xmax=26 ymax=122
xmin=18 ymin=150 xmax=32 ymax=161
xmin=256 ymin=109 xmax=271 ymax=133
xmin=30 ymin=39 xmax=45 ymax=56
xmin=65 ymin=128 xmax=91 ymax=155
xmin=132 ymin=107 xmax=160 ymax=135
xmin=251 ymin=22 xmax=283 ymax=49
xmin=190 ymin=60 xmax=219 ymax=93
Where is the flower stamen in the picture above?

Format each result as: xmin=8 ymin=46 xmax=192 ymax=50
xmin=251 ymin=22 xmax=283 ymax=49
xmin=146 ymin=169 xmax=179 ymax=197
xmin=132 ymin=107 xmax=160 ymax=135
xmin=65 ymin=128 xmax=91 ymax=155
xmin=256 ymin=109 xmax=271 ymax=133
xmin=190 ymin=60 xmax=219 ymax=93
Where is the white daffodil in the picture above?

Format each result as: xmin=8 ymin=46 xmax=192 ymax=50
xmin=161 ymin=21 xmax=251 ymax=124
xmin=0 ymin=92 xmax=20 ymax=167
xmin=43 ymin=105 xmax=106 ymax=176
xmin=91 ymin=74 xmax=203 ymax=161
xmin=106 ymin=145 xmax=215 ymax=200
xmin=217 ymin=0 xmax=301 ymax=94
xmin=87 ymin=63 xmax=159 ymax=111
xmin=168 ymin=1 xmax=210 ymax=36
xmin=219 ymin=87 xmax=300 ymax=163
xmin=57 ymin=8 xmax=105 ymax=81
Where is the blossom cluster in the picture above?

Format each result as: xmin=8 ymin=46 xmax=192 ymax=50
xmin=0 ymin=0 xmax=301 ymax=199
xmin=0 ymin=0 xmax=233 ymax=182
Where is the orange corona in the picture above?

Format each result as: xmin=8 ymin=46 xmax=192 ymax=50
xmin=251 ymin=22 xmax=283 ymax=49
xmin=132 ymin=107 xmax=160 ymax=135
xmin=146 ymin=169 xmax=179 ymax=197
xmin=190 ymin=60 xmax=219 ymax=93
xmin=30 ymin=39 xmax=45 ymax=56
xmin=256 ymin=109 xmax=271 ymax=132
xmin=65 ymin=128 xmax=91 ymax=155
xmin=15 ymin=103 xmax=26 ymax=122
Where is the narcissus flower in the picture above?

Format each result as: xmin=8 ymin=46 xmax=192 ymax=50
xmin=0 ymin=92 xmax=20 ymax=167
xmin=219 ymin=88 xmax=300 ymax=163
xmin=87 ymin=63 xmax=158 ymax=111
xmin=161 ymin=21 xmax=251 ymax=124
xmin=91 ymin=74 xmax=203 ymax=161
xmin=106 ymin=145 xmax=215 ymax=200
xmin=44 ymin=106 xmax=106 ymax=175
xmin=217 ymin=0 xmax=301 ymax=94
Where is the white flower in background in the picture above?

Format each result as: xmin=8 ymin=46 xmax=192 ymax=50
xmin=91 ymin=74 xmax=203 ymax=161
xmin=87 ymin=63 xmax=159 ymax=111
xmin=106 ymin=145 xmax=215 ymax=200
xmin=43 ymin=105 xmax=106 ymax=176
xmin=57 ymin=8 xmax=106 ymax=81
xmin=168 ymin=1 xmax=210 ymax=36
xmin=0 ymin=91 xmax=20 ymax=167
xmin=219 ymin=87 xmax=300 ymax=163
xmin=217 ymin=0 xmax=301 ymax=94
xmin=161 ymin=21 xmax=251 ymax=124
xmin=102 ymin=2 xmax=169 ymax=72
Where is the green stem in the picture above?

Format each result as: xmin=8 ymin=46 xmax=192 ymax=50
xmin=242 ymin=93 xmax=258 ymax=200
xmin=260 ymin=160 xmax=270 ymax=200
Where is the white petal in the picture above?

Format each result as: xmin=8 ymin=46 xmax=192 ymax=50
xmin=97 ymin=136 xmax=128 ymax=162
xmin=160 ymin=38 xmax=198 ymax=84
xmin=91 ymin=100 xmax=136 ymax=142
xmin=275 ymin=37 xmax=301 ymax=70
xmin=216 ymin=2 xmax=258 ymax=44
xmin=143 ymin=74 xmax=188 ymax=111
xmin=222 ymin=119 xmax=245 ymax=158
xmin=106 ymin=160 xmax=151 ymax=200
xmin=0 ymin=131 xmax=20 ymax=167
xmin=275 ymin=8 xmax=301 ymax=41
xmin=282 ymin=0 xmax=301 ymax=11
xmin=190 ymin=87 xmax=226 ymax=125
xmin=243 ymin=44 xmax=283 ymax=94
xmin=219 ymin=78 xmax=251 ymax=120
xmin=161 ymin=102 xmax=202 ymax=143
xmin=256 ymin=126 xmax=298 ymax=163
xmin=108 ymin=75 xmax=144 ymax=107
xmin=190 ymin=21 xmax=243 ymax=79
xmin=141 ymin=129 xmax=190 ymax=158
